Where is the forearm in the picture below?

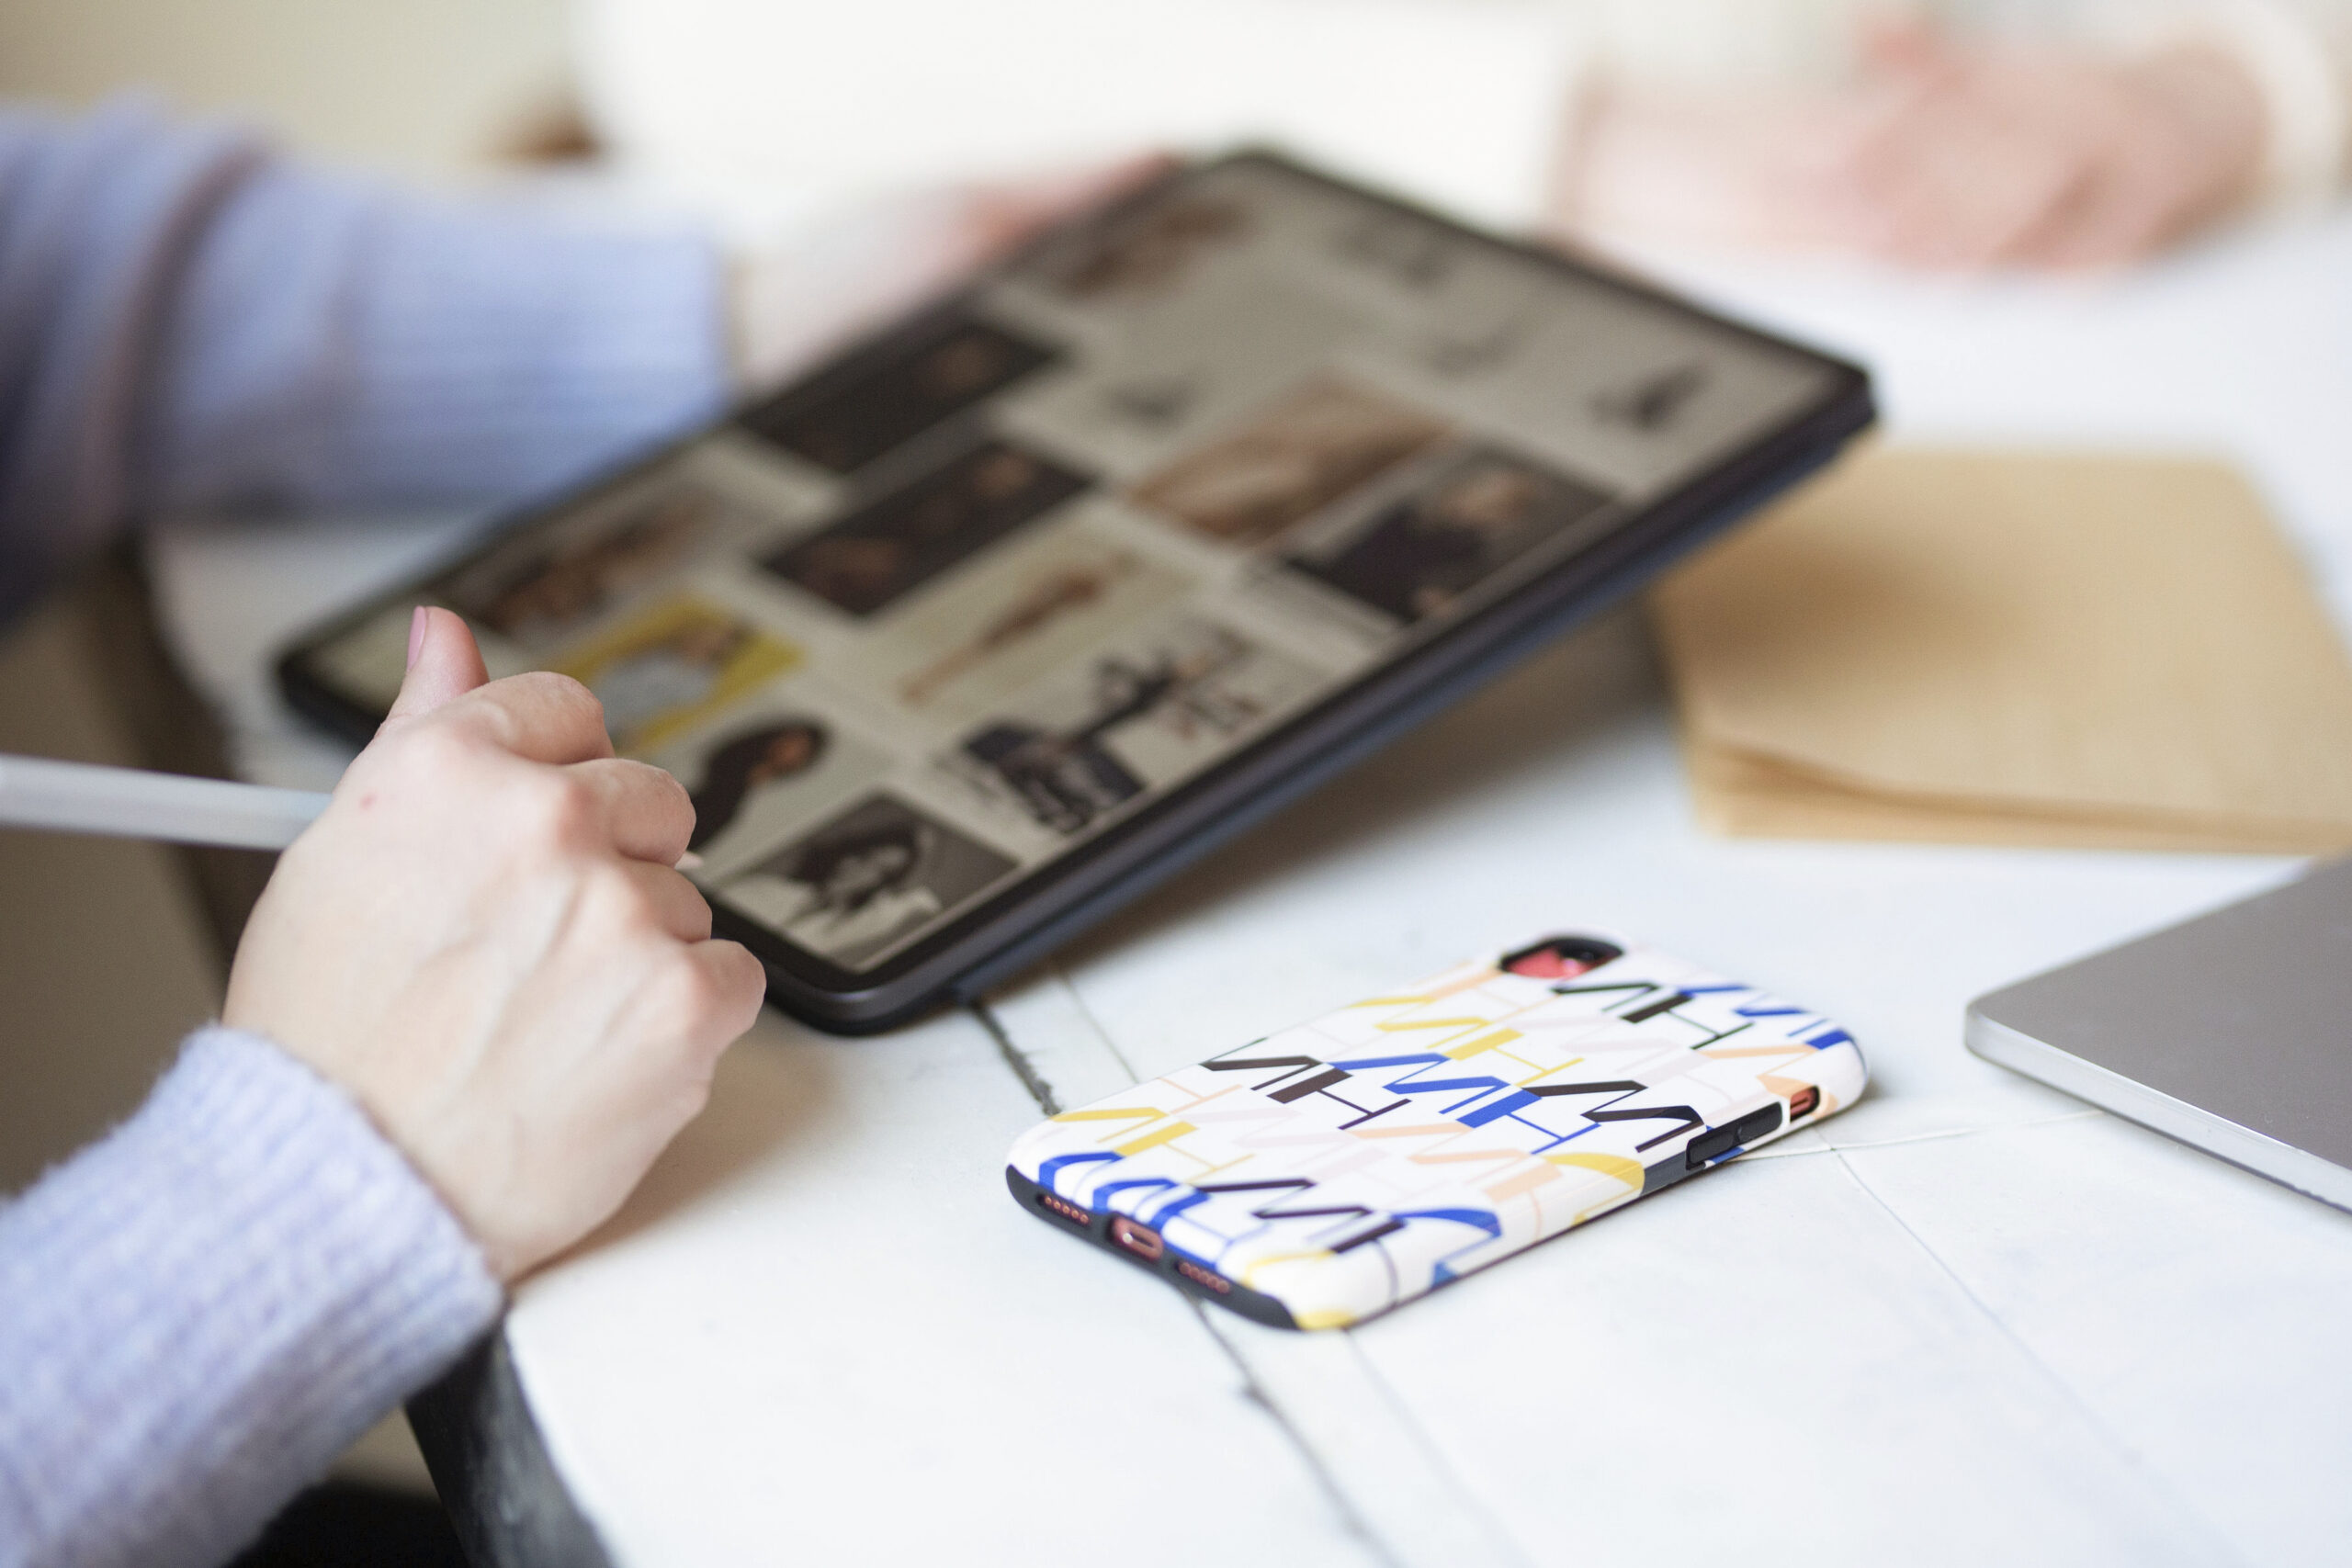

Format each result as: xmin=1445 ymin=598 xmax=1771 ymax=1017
xmin=0 ymin=99 xmax=730 ymax=622
xmin=0 ymin=1029 xmax=501 ymax=1568
xmin=0 ymin=100 xmax=260 ymax=620
xmin=142 ymin=151 xmax=731 ymax=514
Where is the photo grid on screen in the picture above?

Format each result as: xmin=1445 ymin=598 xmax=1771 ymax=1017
xmin=307 ymin=160 xmax=1831 ymax=973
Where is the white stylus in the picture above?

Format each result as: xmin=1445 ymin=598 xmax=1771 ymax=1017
xmin=0 ymin=752 xmax=330 ymax=852
xmin=0 ymin=752 xmax=708 ymax=870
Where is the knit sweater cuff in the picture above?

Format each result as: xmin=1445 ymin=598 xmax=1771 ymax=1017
xmin=0 ymin=1027 xmax=503 ymax=1568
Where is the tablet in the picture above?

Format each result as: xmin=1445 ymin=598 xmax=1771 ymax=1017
xmin=278 ymin=152 xmax=1873 ymax=1032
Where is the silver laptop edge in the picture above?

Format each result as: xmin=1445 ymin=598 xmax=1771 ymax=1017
xmin=1964 ymin=1010 xmax=2352 ymax=1213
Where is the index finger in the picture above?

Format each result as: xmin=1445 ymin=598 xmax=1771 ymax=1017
xmin=441 ymin=671 xmax=616 ymax=766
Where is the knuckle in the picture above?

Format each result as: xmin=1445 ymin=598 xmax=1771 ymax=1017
xmin=448 ymin=690 xmax=528 ymax=754
xmin=619 ymin=760 xmax=695 ymax=832
xmin=582 ymin=865 xmax=684 ymax=947
xmin=660 ymin=1069 xmax=718 ymax=1123
xmin=449 ymin=672 xmax=613 ymax=760
xmin=389 ymin=719 xmax=477 ymax=778
xmin=650 ymin=762 xmax=695 ymax=818
xmin=550 ymin=774 xmax=603 ymax=835
xmin=690 ymin=949 xmax=763 ymax=1028
xmin=647 ymin=955 xmax=721 ymax=1027
xmin=672 ymin=880 xmax=716 ymax=942
xmin=512 ymin=768 xmax=600 ymax=845
xmin=520 ymin=671 xmax=608 ymax=736
xmin=352 ymin=721 xmax=488 ymax=809
xmin=708 ymin=942 xmax=768 ymax=1020
xmin=616 ymin=871 xmax=675 ymax=936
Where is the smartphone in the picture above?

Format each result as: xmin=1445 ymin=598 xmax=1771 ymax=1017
xmin=1006 ymin=933 xmax=1866 ymax=1328
xmin=277 ymin=152 xmax=1871 ymax=1033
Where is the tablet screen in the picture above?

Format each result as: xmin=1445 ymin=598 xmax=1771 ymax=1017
xmin=296 ymin=155 xmax=1840 ymax=977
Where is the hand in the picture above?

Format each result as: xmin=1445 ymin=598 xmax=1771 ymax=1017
xmin=1560 ymin=25 xmax=2267 ymax=271
xmin=731 ymin=153 xmax=1174 ymax=388
xmin=224 ymin=608 xmax=767 ymax=1280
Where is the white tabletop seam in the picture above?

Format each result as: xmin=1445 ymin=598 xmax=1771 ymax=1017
xmin=1821 ymin=1140 xmax=2257 ymax=1568
xmin=1739 ymin=1109 xmax=2109 ymax=1161
xmin=977 ymin=976 xmax=1536 ymax=1568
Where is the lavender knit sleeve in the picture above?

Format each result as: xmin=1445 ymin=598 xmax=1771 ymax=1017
xmin=0 ymin=97 xmax=729 ymax=622
xmin=138 ymin=129 xmax=730 ymax=516
xmin=0 ymin=1027 xmax=503 ymax=1568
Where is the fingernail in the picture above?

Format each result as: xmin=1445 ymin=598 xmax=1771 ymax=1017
xmin=675 ymin=851 xmax=706 ymax=872
xmin=406 ymin=606 xmax=429 ymax=671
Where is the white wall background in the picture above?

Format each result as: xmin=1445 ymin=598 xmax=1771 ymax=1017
xmin=0 ymin=0 xmax=573 ymax=181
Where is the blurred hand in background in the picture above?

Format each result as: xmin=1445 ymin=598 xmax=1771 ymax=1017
xmin=577 ymin=0 xmax=2348 ymax=279
xmin=729 ymin=155 xmax=1173 ymax=389
xmin=1560 ymin=21 xmax=2270 ymax=270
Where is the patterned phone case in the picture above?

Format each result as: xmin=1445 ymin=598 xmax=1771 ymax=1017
xmin=1006 ymin=931 xmax=1866 ymax=1328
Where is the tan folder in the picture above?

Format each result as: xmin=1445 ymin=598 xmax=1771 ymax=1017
xmin=1651 ymin=447 xmax=2352 ymax=854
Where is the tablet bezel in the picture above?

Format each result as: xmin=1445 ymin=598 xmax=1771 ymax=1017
xmin=278 ymin=150 xmax=1874 ymax=1033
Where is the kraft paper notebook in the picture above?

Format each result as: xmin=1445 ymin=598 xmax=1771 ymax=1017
xmin=1652 ymin=447 xmax=2352 ymax=854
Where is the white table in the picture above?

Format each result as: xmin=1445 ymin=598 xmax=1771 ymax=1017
xmin=153 ymin=210 xmax=2352 ymax=1568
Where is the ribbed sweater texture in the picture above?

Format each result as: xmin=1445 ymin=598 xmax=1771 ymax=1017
xmin=0 ymin=1029 xmax=504 ymax=1568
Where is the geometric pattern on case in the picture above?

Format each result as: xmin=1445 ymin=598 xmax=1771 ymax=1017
xmin=1006 ymin=934 xmax=1868 ymax=1329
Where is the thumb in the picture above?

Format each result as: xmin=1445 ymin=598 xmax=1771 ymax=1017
xmin=384 ymin=606 xmax=492 ymax=726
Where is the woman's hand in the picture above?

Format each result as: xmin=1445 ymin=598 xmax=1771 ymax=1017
xmin=1561 ymin=24 xmax=2268 ymax=271
xmin=731 ymin=154 xmax=1174 ymax=389
xmin=224 ymin=608 xmax=767 ymax=1280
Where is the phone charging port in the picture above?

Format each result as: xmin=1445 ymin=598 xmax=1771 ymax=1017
xmin=1109 ymin=1216 xmax=1166 ymax=1262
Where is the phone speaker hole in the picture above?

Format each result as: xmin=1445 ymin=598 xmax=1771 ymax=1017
xmin=1176 ymin=1259 xmax=1232 ymax=1295
xmin=1036 ymin=1190 xmax=1092 ymax=1227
